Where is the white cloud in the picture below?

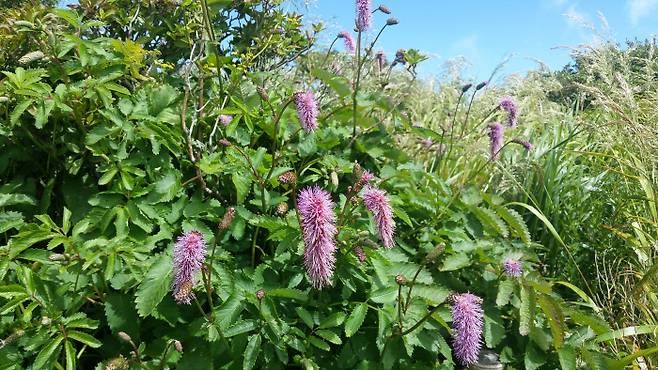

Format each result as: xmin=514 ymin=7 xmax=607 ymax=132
xmin=628 ymin=0 xmax=658 ymax=25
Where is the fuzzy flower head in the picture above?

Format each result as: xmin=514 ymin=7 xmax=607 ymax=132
xmin=503 ymin=258 xmax=523 ymax=277
xmin=451 ymin=293 xmax=484 ymax=366
xmin=338 ymin=31 xmax=355 ymax=54
xmin=219 ymin=115 xmax=233 ymax=126
xmin=488 ymin=122 xmax=504 ymax=161
xmin=499 ymin=96 xmax=518 ymax=127
xmin=362 ymin=186 xmax=396 ymax=248
xmin=297 ymin=186 xmax=338 ymax=289
xmin=512 ymin=137 xmax=533 ymax=151
xmin=356 ymin=0 xmax=372 ymax=31
xmin=172 ymin=231 xmax=207 ymax=304
xmin=294 ymin=91 xmax=319 ymax=133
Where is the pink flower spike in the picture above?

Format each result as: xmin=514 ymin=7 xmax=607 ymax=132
xmin=172 ymin=231 xmax=207 ymax=304
xmin=356 ymin=0 xmax=372 ymax=31
xmin=362 ymin=186 xmax=396 ymax=248
xmin=294 ymin=91 xmax=319 ymax=133
xmin=338 ymin=31 xmax=356 ymax=54
xmin=451 ymin=293 xmax=484 ymax=366
xmin=297 ymin=186 xmax=338 ymax=289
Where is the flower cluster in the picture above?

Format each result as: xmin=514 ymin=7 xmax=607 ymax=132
xmin=338 ymin=31 xmax=355 ymax=54
xmin=503 ymin=258 xmax=523 ymax=277
xmin=297 ymin=186 xmax=338 ymax=289
xmin=294 ymin=91 xmax=319 ymax=133
xmin=488 ymin=122 xmax=504 ymax=161
xmin=451 ymin=293 xmax=484 ymax=366
xmin=362 ymin=186 xmax=395 ymax=248
xmin=172 ymin=231 xmax=207 ymax=304
xmin=355 ymin=0 xmax=372 ymax=31
xmin=499 ymin=96 xmax=518 ymax=127
xmin=512 ymin=137 xmax=533 ymax=151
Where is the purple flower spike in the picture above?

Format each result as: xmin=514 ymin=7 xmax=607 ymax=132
xmin=294 ymin=91 xmax=319 ymax=133
xmin=499 ymin=96 xmax=518 ymax=127
xmin=338 ymin=31 xmax=355 ymax=54
xmin=172 ymin=231 xmax=207 ymax=304
xmin=488 ymin=122 xmax=504 ymax=161
xmin=356 ymin=0 xmax=372 ymax=31
xmin=451 ymin=293 xmax=484 ymax=366
xmin=512 ymin=138 xmax=533 ymax=151
xmin=298 ymin=186 xmax=338 ymax=289
xmin=362 ymin=186 xmax=396 ymax=248
xmin=503 ymin=258 xmax=523 ymax=277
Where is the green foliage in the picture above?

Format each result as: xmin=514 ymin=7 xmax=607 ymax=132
xmin=0 ymin=1 xmax=651 ymax=369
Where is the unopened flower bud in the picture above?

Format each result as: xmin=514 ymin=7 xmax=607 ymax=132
xmin=461 ymin=83 xmax=473 ymax=93
xmin=278 ymin=171 xmax=296 ymax=185
xmin=219 ymin=207 xmax=236 ymax=231
xmin=330 ymin=171 xmax=339 ymax=187
xmin=425 ymin=243 xmax=446 ymax=262
xmin=173 ymin=340 xmax=183 ymax=353
xmin=476 ymin=81 xmax=487 ymax=90
xmin=118 ymin=331 xmax=132 ymax=343
xmin=386 ymin=18 xmax=399 ymax=26
xmin=0 ymin=97 xmax=9 ymax=103
xmin=219 ymin=138 xmax=231 ymax=146
xmin=276 ymin=202 xmax=288 ymax=215
xmin=378 ymin=4 xmax=391 ymax=14
xmin=48 ymin=253 xmax=67 ymax=261
xmin=395 ymin=274 xmax=407 ymax=286
xmin=41 ymin=316 xmax=51 ymax=325
xmin=256 ymin=289 xmax=266 ymax=300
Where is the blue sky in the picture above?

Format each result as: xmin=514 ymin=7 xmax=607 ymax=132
xmin=289 ymin=0 xmax=658 ymax=81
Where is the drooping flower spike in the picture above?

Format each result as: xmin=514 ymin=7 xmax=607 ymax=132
xmin=512 ymin=138 xmax=533 ymax=151
xmin=488 ymin=122 xmax=504 ymax=161
xmin=451 ymin=293 xmax=484 ymax=366
xmin=172 ymin=231 xmax=207 ymax=304
xmin=337 ymin=31 xmax=355 ymax=54
xmin=362 ymin=186 xmax=395 ymax=248
xmin=294 ymin=91 xmax=319 ymax=133
xmin=297 ymin=186 xmax=338 ymax=289
xmin=499 ymin=96 xmax=518 ymax=127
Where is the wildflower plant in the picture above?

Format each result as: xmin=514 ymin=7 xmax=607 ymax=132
xmin=0 ymin=1 xmax=631 ymax=369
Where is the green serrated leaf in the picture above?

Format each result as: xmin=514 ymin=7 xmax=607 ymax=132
xmin=519 ymin=283 xmax=535 ymax=336
xmin=496 ymin=279 xmax=514 ymax=307
xmin=308 ymin=336 xmax=330 ymax=351
xmin=472 ymin=206 xmax=509 ymax=238
xmin=295 ymin=307 xmax=314 ymax=329
xmin=345 ymin=303 xmax=367 ymax=337
xmin=495 ymin=205 xmax=531 ymax=244
xmin=315 ymin=329 xmax=342 ymax=345
xmin=67 ymin=330 xmax=102 ymax=348
xmin=243 ymin=334 xmax=261 ymax=370
xmin=224 ymin=320 xmax=258 ymax=338
xmin=319 ymin=312 xmax=346 ymax=329
xmin=135 ymin=253 xmax=172 ymax=317
xmin=33 ymin=335 xmax=63 ymax=369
